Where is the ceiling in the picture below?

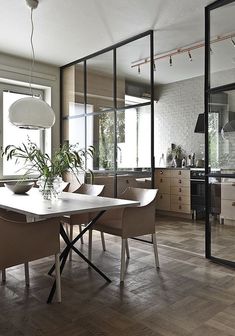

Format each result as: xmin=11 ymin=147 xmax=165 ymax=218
xmin=1 ymin=0 xmax=235 ymax=84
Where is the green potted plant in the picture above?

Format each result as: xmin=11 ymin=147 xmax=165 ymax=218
xmin=166 ymin=143 xmax=184 ymax=167
xmin=2 ymin=139 xmax=94 ymax=199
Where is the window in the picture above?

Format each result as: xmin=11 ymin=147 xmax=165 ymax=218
xmin=0 ymin=83 xmax=45 ymax=178
xmin=117 ymin=96 xmax=151 ymax=170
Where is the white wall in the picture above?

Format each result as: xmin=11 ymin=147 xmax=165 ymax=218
xmin=0 ymin=52 xmax=60 ymax=151
xmin=154 ymin=76 xmax=204 ymax=166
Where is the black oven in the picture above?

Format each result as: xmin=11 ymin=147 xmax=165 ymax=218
xmin=190 ymin=169 xmax=205 ymax=219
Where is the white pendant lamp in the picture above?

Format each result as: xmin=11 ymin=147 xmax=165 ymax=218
xmin=9 ymin=97 xmax=55 ymax=130
xmin=9 ymin=0 xmax=55 ymax=130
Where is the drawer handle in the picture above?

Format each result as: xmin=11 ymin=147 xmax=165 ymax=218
xmin=179 ymin=205 xmax=182 ymax=210
xmin=178 ymin=171 xmax=181 ymax=175
xmin=179 ymin=196 xmax=181 ymax=201
xmin=126 ymin=180 xmax=129 ymax=184
xmin=160 ymin=195 xmax=163 ymax=199
xmin=232 ymin=183 xmax=235 ymax=187
xmin=160 ymin=178 xmax=163 ymax=182
xmin=232 ymin=202 xmax=235 ymax=206
xmin=179 ymin=179 xmax=182 ymax=184
xmin=179 ymin=188 xmax=182 ymax=192
xmin=160 ymin=170 xmax=163 ymax=175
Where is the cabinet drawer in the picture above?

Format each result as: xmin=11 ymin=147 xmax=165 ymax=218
xmin=221 ymin=183 xmax=235 ymax=201
xmin=170 ymin=194 xmax=190 ymax=205
xmin=155 ymin=169 xmax=171 ymax=178
xmin=156 ymin=193 xmax=170 ymax=211
xmin=221 ymin=200 xmax=235 ymax=220
xmin=171 ymin=186 xmax=190 ymax=196
xmin=171 ymin=169 xmax=190 ymax=179
xmin=171 ymin=177 xmax=190 ymax=187
xmin=170 ymin=202 xmax=191 ymax=214
xmin=155 ymin=177 xmax=170 ymax=193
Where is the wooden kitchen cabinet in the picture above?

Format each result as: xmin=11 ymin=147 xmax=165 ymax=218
xmin=155 ymin=168 xmax=191 ymax=217
xmin=156 ymin=193 xmax=170 ymax=211
xmin=220 ymin=180 xmax=235 ymax=224
xmin=155 ymin=169 xmax=171 ymax=211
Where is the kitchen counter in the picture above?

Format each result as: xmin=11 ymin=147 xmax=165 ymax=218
xmin=155 ymin=166 xmax=190 ymax=170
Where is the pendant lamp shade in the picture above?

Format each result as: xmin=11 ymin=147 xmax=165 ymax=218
xmin=9 ymin=97 xmax=55 ymax=130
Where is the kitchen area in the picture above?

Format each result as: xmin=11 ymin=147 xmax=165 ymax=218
xmin=62 ymin=3 xmax=235 ymax=266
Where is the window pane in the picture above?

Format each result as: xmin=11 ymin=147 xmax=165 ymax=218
xmin=209 ymin=90 xmax=235 ymax=170
xmin=117 ymin=103 xmax=151 ymax=170
xmin=3 ymin=91 xmax=41 ymax=176
xmin=116 ymin=36 xmax=151 ymax=108
xmin=210 ymin=3 xmax=235 ymax=88
xmin=87 ymin=52 xmax=114 ymax=113
xmin=210 ymin=177 xmax=235 ymax=262
xmin=62 ymin=117 xmax=85 ymax=149
xmin=61 ymin=63 xmax=85 ymax=117
xmin=86 ymin=112 xmax=115 ymax=171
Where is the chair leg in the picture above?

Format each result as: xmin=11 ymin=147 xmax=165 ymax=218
xmin=65 ymin=223 xmax=69 ymax=236
xmin=152 ymin=233 xmax=160 ymax=269
xmin=55 ymin=253 xmax=61 ymax=303
xmin=101 ymin=232 xmax=106 ymax=251
xmin=69 ymin=225 xmax=73 ymax=261
xmin=125 ymin=239 xmax=130 ymax=259
xmin=24 ymin=262 xmax=30 ymax=287
xmin=2 ymin=269 xmax=6 ymax=283
xmin=88 ymin=229 xmax=93 ymax=262
xmin=79 ymin=224 xmax=84 ymax=244
xmin=120 ymin=238 xmax=126 ymax=282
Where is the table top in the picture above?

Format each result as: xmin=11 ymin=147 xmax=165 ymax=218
xmin=0 ymin=187 xmax=139 ymax=219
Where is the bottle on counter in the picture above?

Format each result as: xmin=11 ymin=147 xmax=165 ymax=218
xmin=188 ymin=154 xmax=191 ymax=166
xmin=192 ymin=153 xmax=195 ymax=167
xmin=159 ymin=153 xmax=166 ymax=167
xmin=181 ymin=157 xmax=186 ymax=168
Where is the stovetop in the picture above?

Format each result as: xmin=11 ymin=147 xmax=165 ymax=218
xmin=190 ymin=169 xmax=205 ymax=179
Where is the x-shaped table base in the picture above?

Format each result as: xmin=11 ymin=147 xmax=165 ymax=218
xmin=47 ymin=210 xmax=111 ymax=303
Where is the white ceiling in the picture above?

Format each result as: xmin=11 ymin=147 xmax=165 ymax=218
xmin=1 ymin=0 xmax=235 ymax=84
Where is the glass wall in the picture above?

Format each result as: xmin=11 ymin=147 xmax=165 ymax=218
xmin=206 ymin=0 xmax=235 ymax=267
xmin=61 ymin=31 xmax=154 ymax=196
xmin=210 ymin=2 xmax=235 ymax=88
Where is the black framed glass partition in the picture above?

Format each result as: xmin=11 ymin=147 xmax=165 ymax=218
xmin=205 ymin=0 xmax=235 ymax=266
xmin=61 ymin=30 xmax=154 ymax=196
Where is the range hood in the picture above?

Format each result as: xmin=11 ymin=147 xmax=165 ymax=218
xmin=194 ymin=114 xmax=204 ymax=133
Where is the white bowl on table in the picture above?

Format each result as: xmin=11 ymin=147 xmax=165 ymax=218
xmin=4 ymin=181 xmax=34 ymax=194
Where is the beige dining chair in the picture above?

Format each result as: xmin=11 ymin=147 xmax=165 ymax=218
xmin=0 ymin=210 xmax=61 ymax=302
xmin=62 ymin=183 xmax=105 ymax=260
xmin=88 ymin=187 xmax=159 ymax=282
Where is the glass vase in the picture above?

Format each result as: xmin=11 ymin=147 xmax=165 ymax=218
xmin=37 ymin=176 xmax=63 ymax=200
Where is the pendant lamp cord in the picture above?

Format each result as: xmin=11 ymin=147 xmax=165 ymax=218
xmin=29 ymin=7 xmax=35 ymax=96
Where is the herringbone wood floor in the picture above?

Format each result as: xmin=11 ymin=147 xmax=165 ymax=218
xmin=1 ymin=216 xmax=235 ymax=336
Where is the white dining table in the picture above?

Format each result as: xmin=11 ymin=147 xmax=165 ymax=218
xmin=0 ymin=187 xmax=139 ymax=302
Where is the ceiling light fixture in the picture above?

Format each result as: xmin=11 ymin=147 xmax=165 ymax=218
xmin=131 ymin=31 xmax=235 ymax=69
xmin=231 ymin=37 xmax=235 ymax=47
xmin=188 ymin=50 xmax=192 ymax=61
xmin=169 ymin=55 xmax=172 ymax=66
xmin=9 ymin=0 xmax=55 ymax=130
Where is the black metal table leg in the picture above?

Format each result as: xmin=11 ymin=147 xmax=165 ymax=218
xmin=47 ymin=210 xmax=111 ymax=303
xmin=71 ymin=244 xmax=111 ymax=283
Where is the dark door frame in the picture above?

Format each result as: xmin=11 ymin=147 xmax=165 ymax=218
xmin=205 ymin=0 xmax=235 ymax=267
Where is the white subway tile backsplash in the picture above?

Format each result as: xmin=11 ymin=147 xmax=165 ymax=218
xmin=154 ymin=76 xmax=204 ymax=165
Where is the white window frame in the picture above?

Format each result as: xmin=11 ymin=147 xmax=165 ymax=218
xmin=0 ymin=82 xmax=46 ymax=179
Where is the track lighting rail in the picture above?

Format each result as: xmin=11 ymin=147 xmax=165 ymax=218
xmin=131 ymin=31 xmax=235 ymax=68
